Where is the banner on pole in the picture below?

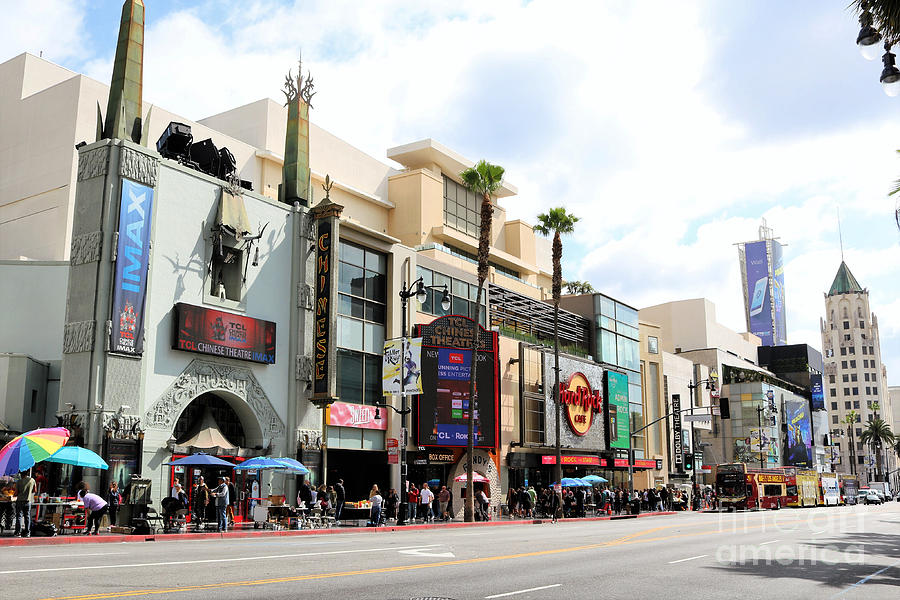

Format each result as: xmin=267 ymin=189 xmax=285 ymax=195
xmin=382 ymin=337 xmax=423 ymax=395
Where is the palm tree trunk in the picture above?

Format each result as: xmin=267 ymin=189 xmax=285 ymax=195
xmin=465 ymin=191 xmax=493 ymax=523
xmin=552 ymin=230 xmax=562 ymax=488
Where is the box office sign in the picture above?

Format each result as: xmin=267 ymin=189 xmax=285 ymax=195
xmin=110 ymin=179 xmax=155 ymax=355
xmin=414 ymin=315 xmax=499 ymax=448
xmin=173 ymin=303 xmax=276 ymax=364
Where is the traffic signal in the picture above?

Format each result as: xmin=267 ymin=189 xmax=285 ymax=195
xmin=718 ymin=397 xmax=730 ymax=419
xmin=683 ymin=452 xmax=694 ymax=471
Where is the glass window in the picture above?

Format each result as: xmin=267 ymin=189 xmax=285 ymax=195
xmin=365 ymin=249 xmax=386 ymax=274
xmin=831 ymin=402 xmax=838 ymax=410
xmin=841 ymin=361 xmax=847 ymax=369
xmin=364 ymin=354 xmax=382 ymax=406
xmin=845 ymin=401 xmax=851 ymax=409
xmin=850 ymin=360 xmax=856 ymax=368
xmin=852 ymin=387 xmax=858 ymax=395
xmin=832 ymin=415 xmax=838 ymax=424
xmin=339 ymin=263 xmax=365 ymax=297
xmin=599 ymin=329 xmax=617 ymax=364
xmin=617 ymin=337 xmax=640 ymax=372
xmin=599 ymin=296 xmax=616 ymax=318
xmin=615 ymin=303 xmax=639 ymax=328
xmin=830 ymin=389 xmax=836 ymax=397
xmin=337 ymin=349 xmax=363 ymax=402
xmin=362 ymin=428 xmax=385 ymax=450
xmin=443 ymin=176 xmax=481 ymax=237
xmin=340 ymin=243 xmax=364 ymax=267
xmin=338 ymin=316 xmax=363 ymax=351
xmin=648 ymin=336 xmax=659 ymax=354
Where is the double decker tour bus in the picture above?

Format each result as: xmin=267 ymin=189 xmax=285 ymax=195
xmin=715 ymin=463 xmax=788 ymax=510
xmin=840 ymin=474 xmax=859 ymax=505
xmin=783 ymin=467 xmax=819 ymax=507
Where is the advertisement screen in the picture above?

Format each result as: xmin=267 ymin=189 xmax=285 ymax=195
xmin=809 ymin=373 xmax=825 ymax=411
xmin=110 ymin=179 xmax=155 ymax=355
xmin=605 ymin=371 xmax=630 ymax=449
xmin=414 ymin=315 xmax=498 ymax=448
xmin=772 ymin=241 xmax=787 ymax=345
xmin=784 ymin=399 xmax=813 ymax=468
xmin=745 ymin=240 xmax=773 ymax=346
xmin=173 ymin=303 xmax=276 ymax=364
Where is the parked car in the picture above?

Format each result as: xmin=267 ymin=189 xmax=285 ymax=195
xmin=864 ymin=491 xmax=882 ymax=505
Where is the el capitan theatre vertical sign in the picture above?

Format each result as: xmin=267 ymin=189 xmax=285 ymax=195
xmin=309 ymin=197 xmax=342 ymax=403
xmin=110 ymin=179 xmax=154 ymax=355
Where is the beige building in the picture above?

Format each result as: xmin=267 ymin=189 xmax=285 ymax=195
xmin=820 ymin=261 xmax=895 ymax=485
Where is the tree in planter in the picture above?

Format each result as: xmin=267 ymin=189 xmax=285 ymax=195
xmin=860 ymin=418 xmax=894 ymax=481
xmin=459 ymin=159 xmax=504 ymax=522
xmin=533 ymin=207 xmax=579 ymax=487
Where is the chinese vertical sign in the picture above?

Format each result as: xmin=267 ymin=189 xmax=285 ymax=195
xmin=313 ymin=219 xmax=332 ymax=397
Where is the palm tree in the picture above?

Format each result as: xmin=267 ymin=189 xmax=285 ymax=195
xmin=459 ymin=159 xmax=505 ymax=523
xmin=843 ymin=411 xmax=859 ymax=476
xmin=860 ymin=418 xmax=894 ymax=481
xmin=564 ymin=280 xmax=595 ymax=295
xmin=533 ymin=207 xmax=579 ymax=487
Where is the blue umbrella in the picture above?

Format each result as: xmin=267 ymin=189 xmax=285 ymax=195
xmin=270 ymin=457 xmax=310 ymax=474
xmin=582 ymin=475 xmax=608 ymax=485
xmin=164 ymin=452 xmax=234 ymax=467
xmin=552 ymin=478 xmax=583 ymax=488
xmin=573 ymin=478 xmax=591 ymax=487
xmin=234 ymin=457 xmax=291 ymax=471
xmin=45 ymin=446 xmax=109 ymax=470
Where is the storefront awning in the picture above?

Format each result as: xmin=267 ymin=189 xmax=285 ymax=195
xmin=217 ymin=190 xmax=252 ymax=238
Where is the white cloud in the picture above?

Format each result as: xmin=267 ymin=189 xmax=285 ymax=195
xmin=0 ymin=0 xmax=88 ymax=65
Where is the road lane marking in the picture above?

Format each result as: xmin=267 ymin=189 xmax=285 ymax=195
xmin=0 ymin=544 xmax=442 ymax=575
xmin=830 ymin=558 xmax=900 ymax=598
xmin=20 ymin=553 xmax=123 ymax=559
xmin=668 ymin=554 xmax=708 ymax=564
xmin=398 ymin=548 xmax=455 ymax=558
xmin=759 ymin=540 xmax=779 ymax=546
xmin=485 ymin=583 xmax=561 ymax=598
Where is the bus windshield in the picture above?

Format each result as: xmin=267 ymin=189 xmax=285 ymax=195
xmin=717 ymin=475 xmax=746 ymax=497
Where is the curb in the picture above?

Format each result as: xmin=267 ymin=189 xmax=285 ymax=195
xmin=0 ymin=511 xmax=677 ymax=547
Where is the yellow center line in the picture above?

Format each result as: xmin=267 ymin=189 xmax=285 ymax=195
xmin=38 ymin=513 xmax=858 ymax=600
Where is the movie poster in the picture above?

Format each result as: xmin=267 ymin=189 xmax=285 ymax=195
xmin=784 ymin=399 xmax=813 ymax=467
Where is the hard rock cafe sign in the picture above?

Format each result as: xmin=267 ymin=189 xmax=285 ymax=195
xmin=560 ymin=372 xmax=603 ymax=436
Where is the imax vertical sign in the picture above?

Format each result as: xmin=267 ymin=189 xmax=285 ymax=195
xmin=110 ymin=179 xmax=154 ymax=355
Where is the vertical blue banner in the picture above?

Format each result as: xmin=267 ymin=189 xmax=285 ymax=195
xmin=745 ymin=240 xmax=773 ymax=346
xmin=809 ymin=373 xmax=825 ymax=411
xmin=110 ymin=179 xmax=154 ymax=355
xmin=771 ymin=241 xmax=787 ymax=345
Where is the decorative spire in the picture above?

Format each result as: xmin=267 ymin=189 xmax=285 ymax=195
xmin=828 ymin=261 xmax=864 ymax=296
xmin=101 ymin=0 xmax=145 ymax=143
xmin=280 ymin=56 xmax=316 ymax=206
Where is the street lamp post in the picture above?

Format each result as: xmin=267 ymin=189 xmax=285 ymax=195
xmin=375 ymin=276 xmax=448 ymax=526
xmin=686 ymin=371 xmax=718 ymax=482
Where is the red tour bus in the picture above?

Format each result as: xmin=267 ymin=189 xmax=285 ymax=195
xmin=715 ymin=463 xmax=788 ymax=510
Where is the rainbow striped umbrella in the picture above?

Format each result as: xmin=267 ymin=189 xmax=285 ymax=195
xmin=0 ymin=427 xmax=70 ymax=476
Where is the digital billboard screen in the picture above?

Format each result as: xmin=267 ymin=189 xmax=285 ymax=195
xmin=809 ymin=373 xmax=825 ymax=412
xmin=605 ymin=371 xmax=630 ymax=450
xmin=414 ymin=315 xmax=499 ymax=449
xmin=745 ymin=240 xmax=773 ymax=345
xmin=784 ymin=399 xmax=812 ymax=468
xmin=173 ymin=303 xmax=276 ymax=364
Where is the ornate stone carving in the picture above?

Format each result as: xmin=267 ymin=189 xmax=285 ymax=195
xmin=102 ymin=412 xmax=143 ymax=439
xmin=77 ymin=146 xmax=110 ymax=181
xmin=297 ymin=428 xmax=322 ymax=451
xmin=70 ymin=231 xmax=103 ymax=266
xmin=144 ymin=360 xmax=285 ymax=441
xmin=299 ymin=283 xmax=313 ymax=310
xmin=63 ymin=320 xmax=95 ymax=353
xmin=296 ymin=355 xmax=312 ymax=381
xmin=119 ymin=146 xmax=158 ymax=187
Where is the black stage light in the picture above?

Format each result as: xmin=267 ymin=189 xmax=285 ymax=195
xmin=239 ymin=179 xmax=253 ymax=191
xmin=190 ymin=138 xmax=219 ymax=176
xmin=156 ymin=122 xmax=192 ymax=160
xmin=217 ymin=146 xmax=236 ymax=179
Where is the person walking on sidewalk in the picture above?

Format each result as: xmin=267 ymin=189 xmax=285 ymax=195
xmin=438 ymin=486 xmax=450 ymax=521
xmin=334 ymin=478 xmax=346 ymax=524
xmin=212 ymin=476 xmax=229 ymax=532
xmin=225 ymin=477 xmax=237 ymax=526
xmin=368 ymin=485 xmax=383 ymax=526
xmin=13 ymin=470 xmax=35 ymax=538
xmin=192 ymin=477 xmax=210 ymax=527
xmin=549 ymin=488 xmax=561 ymax=523
xmin=107 ymin=481 xmax=122 ymax=527
xmin=76 ymin=482 xmax=108 ymax=535
xmin=419 ymin=483 xmax=434 ymax=522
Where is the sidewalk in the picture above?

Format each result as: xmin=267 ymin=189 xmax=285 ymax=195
xmin=0 ymin=510 xmax=677 ymax=547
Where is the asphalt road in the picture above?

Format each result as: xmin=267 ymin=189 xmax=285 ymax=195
xmin=2 ymin=503 xmax=899 ymax=600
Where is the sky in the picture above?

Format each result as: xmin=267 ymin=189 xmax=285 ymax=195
xmin=2 ymin=0 xmax=899 ymax=384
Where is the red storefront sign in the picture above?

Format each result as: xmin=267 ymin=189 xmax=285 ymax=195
xmin=327 ymin=401 xmax=387 ymax=430
xmin=387 ymin=438 xmax=399 ymax=464
xmin=541 ymin=455 xmax=600 ymax=466
xmin=599 ymin=458 xmax=659 ymax=469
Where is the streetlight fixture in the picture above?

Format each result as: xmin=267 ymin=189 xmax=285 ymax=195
xmin=683 ymin=371 xmax=718 ymax=485
xmin=376 ymin=275 xmax=448 ymax=526
xmin=880 ymin=41 xmax=900 ymax=96
xmin=857 ymin=3 xmax=883 ymax=60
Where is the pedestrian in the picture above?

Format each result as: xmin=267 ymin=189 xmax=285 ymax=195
xmin=385 ymin=488 xmax=399 ymax=521
xmin=368 ymin=485 xmax=382 ymax=526
xmin=334 ymin=478 xmax=346 ymax=524
xmin=507 ymin=486 xmax=519 ymax=518
xmin=477 ymin=488 xmax=490 ymax=521
xmin=575 ymin=486 xmax=585 ymax=518
xmin=225 ymin=476 xmax=237 ymax=526
xmin=527 ymin=486 xmax=537 ymax=514
xmin=297 ymin=480 xmax=312 ymax=508
xmin=407 ymin=483 xmax=420 ymax=521
xmin=438 ymin=486 xmax=450 ymax=521
xmin=170 ymin=477 xmax=181 ymax=499
xmin=420 ymin=483 xmax=434 ymax=522
xmin=76 ymin=482 xmax=109 ymax=535
xmin=192 ymin=476 xmax=210 ymax=527
xmin=519 ymin=486 xmax=532 ymax=518
xmin=317 ymin=484 xmax=330 ymax=510
xmin=549 ymin=488 xmax=561 ymax=523
xmin=13 ymin=470 xmax=35 ymax=538
xmin=212 ymin=476 xmax=229 ymax=532
xmin=107 ymin=481 xmax=122 ymax=527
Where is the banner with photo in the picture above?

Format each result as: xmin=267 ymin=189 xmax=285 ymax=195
xmin=110 ymin=179 xmax=155 ymax=355
xmin=382 ymin=337 xmax=423 ymax=395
